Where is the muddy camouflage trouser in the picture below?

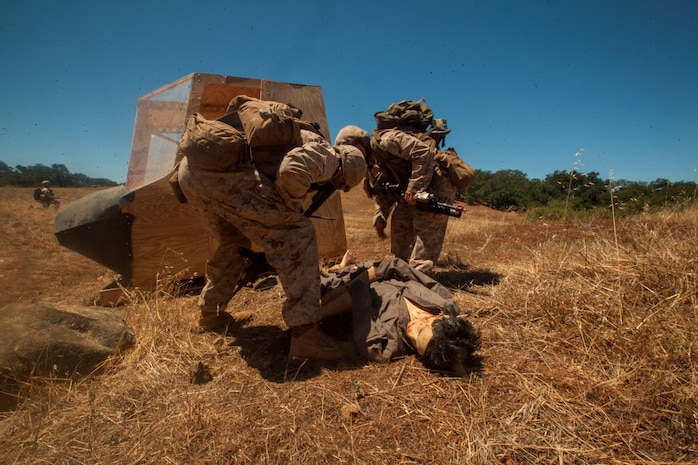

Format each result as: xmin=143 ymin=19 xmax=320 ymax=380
xmin=178 ymin=158 xmax=321 ymax=328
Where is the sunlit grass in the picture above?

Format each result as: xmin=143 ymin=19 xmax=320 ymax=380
xmin=1 ymin=187 xmax=696 ymax=464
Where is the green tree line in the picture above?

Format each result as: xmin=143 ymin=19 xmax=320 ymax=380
xmin=3 ymin=160 xmax=695 ymax=219
xmin=460 ymin=169 xmax=697 ymax=219
xmin=0 ymin=161 xmax=118 ymax=188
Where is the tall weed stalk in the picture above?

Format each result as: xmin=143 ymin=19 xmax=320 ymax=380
xmin=563 ymin=149 xmax=585 ymax=220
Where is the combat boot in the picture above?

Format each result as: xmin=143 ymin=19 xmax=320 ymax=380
xmin=198 ymin=310 xmax=253 ymax=333
xmin=289 ymin=324 xmax=355 ymax=361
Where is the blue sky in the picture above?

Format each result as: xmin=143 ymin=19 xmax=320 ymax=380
xmin=1 ymin=0 xmax=696 ymax=184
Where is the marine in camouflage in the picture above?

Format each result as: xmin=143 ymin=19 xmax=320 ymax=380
xmin=369 ymin=131 xmax=457 ymax=274
xmin=177 ymin=134 xmax=343 ymax=328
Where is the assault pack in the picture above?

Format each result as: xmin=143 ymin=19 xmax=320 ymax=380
xmin=178 ymin=112 xmax=249 ymax=172
xmin=178 ymin=95 xmax=322 ymax=179
xmin=222 ymin=95 xmax=304 ymax=150
xmin=433 ymin=148 xmax=475 ymax=189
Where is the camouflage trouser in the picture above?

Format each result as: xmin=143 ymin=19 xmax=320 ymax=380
xmin=389 ymin=171 xmax=456 ymax=273
xmin=178 ymin=158 xmax=321 ymax=328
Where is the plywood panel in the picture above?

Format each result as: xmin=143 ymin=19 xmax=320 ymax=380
xmin=127 ymin=74 xmax=197 ymax=187
xmin=119 ymin=176 xmax=212 ymax=288
xmin=187 ymin=74 xmax=261 ymax=118
xmin=261 ymin=81 xmax=331 ymax=139
xmin=127 ymin=101 xmax=188 ymax=187
xmin=198 ymin=83 xmax=261 ymax=119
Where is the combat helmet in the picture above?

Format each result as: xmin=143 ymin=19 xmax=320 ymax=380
xmin=334 ymin=125 xmax=368 ymax=146
xmin=336 ymin=145 xmax=366 ymax=191
xmin=429 ymin=118 xmax=451 ymax=146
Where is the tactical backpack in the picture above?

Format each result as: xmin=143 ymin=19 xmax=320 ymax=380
xmin=374 ymin=98 xmax=434 ymax=131
xmin=434 ymin=148 xmax=475 ymax=189
xmin=225 ymin=95 xmax=304 ymax=150
xmin=178 ymin=96 xmax=324 ymax=181
xmin=367 ymin=129 xmax=413 ymax=189
xmin=178 ymin=113 xmax=249 ymax=172
xmin=370 ymin=130 xmax=475 ymax=190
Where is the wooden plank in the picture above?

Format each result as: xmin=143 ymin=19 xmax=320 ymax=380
xmin=188 ymin=74 xmax=262 ymax=120
xmin=119 ymin=176 xmax=212 ymax=288
xmin=261 ymin=80 xmax=331 ymax=139
xmin=199 ymin=83 xmax=261 ymax=118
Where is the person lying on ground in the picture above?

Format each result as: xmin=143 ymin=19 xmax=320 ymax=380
xmin=320 ymin=251 xmax=482 ymax=375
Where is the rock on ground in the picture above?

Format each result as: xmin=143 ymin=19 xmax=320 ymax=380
xmin=0 ymin=302 xmax=135 ymax=409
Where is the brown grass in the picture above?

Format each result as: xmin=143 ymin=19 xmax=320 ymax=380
xmin=0 ymin=186 xmax=696 ymax=464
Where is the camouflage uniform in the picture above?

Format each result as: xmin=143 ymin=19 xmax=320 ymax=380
xmin=178 ymin=133 xmax=339 ymax=328
xmin=38 ymin=182 xmax=61 ymax=209
xmin=368 ymin=130 xmax=455 ymax=273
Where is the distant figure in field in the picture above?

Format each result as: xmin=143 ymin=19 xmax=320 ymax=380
xmin=34 ymin=180 xmax=60 ymax=209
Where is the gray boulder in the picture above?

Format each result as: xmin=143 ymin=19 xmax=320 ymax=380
xmin=0 ymin=302 xmax=135 ymax=409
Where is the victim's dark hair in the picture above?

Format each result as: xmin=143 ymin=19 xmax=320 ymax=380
xmin=421 ymin=316 xmax=482 ymax=374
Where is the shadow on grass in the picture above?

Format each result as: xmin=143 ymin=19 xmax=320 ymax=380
xmin=225 ymin=309 xmax=487 ymax=383
xmin=227 ymin=323 xmax=366 ymax=383
xmin=432 ymin=266 xmax=502 ymax=292
xmin=221 ymin=264 xmax=497 ymax=383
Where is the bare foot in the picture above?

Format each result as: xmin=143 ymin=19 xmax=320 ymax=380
xmin=339 ymin=250 xmax=355 ymax=267
xmin=329 ymin=250 xmax=356 ymax=272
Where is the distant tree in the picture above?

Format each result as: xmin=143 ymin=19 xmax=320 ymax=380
xmin=608 ymin=180 xmax=647 ymax=215
xmin=462 ymin=169 xmax=530 ymax=210
xmin=52 ymin=164 xmax=72 ymax=186
xmin=575 ymin=172 xmax=606 ymax=209
xmin=649 ymin=178 xmax=671 ymax=192
xmin=460 ymin=168 xmax=696 ymax=218
xmin=525 ymin=178 xmax=553 ymax=207
xmin=0 ymin=160 xmax=117 ymax=187
xmin=0 ymin=162 xmax=22 ymax=186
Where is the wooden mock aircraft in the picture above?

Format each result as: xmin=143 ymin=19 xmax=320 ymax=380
xmin=54 ymin=73 xmax=348 ymax=304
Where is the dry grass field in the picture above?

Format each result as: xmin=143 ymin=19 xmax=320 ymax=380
xmin=0 ymin=185 xmax=696 ymax=464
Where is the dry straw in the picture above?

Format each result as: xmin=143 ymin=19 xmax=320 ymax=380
xmin=1 ymin=186 xmax=696 ymax=464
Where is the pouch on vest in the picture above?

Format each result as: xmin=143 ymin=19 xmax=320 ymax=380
xmin=178 ymin=113 xmax=249 ymax=172
xmin=249 ymin=149 xmax=287 ymax=181
xmin=227 ymin=95 xmax=303 ymax=150
xmin=434 ymin=148 xmax=475 ymax=189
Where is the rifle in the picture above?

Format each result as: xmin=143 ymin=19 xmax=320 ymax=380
xmin=303 ymin=182 xmax=337 ymax=219
xmin=367 ymin=183 xmax=465 ymax=218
